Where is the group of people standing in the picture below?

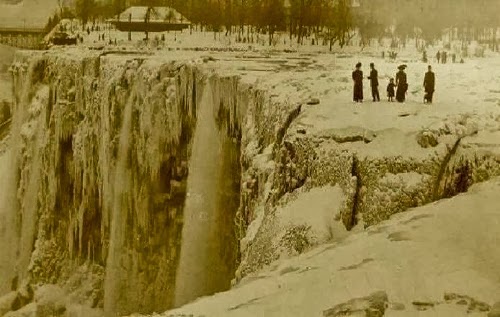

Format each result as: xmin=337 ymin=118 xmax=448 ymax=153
xmin=435 ymin=50 xmax=463 ymax=64
xmin=424 ymin=50 xmax=462 ymax=64
xmin=352 ymin=62 xmax=435 ymax=104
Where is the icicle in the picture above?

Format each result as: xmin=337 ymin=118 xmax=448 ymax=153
xmin=2 ymin=52 xmax=246 ymax=314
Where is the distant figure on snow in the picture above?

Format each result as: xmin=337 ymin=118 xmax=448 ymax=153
xmin=367 ymin=63 xmax=380 ymax=102
xmin=442 ymin=51 xmax=447 ymax=64
xmin=395 ymin=65 xmax=408 ymax=103
xmin=423 ymin=65 xmax=435 ymax=104
xmin=352 ymin=62 xmax=363 ymax=103
xmin=387 ymin=78 xmax=396 ymax=102
xmin=422 ymin=50 xmax=428 ymax=63
xmin=436 ymin=51 xmax=441 ymax=64
xmin=452 ymin=53 xmax=457 ymax=63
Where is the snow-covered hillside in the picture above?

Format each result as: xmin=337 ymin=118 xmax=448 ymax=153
xmin=156 ymin=177 xmax=500 ymax=317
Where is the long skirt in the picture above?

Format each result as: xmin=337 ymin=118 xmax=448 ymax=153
xmin=396 ymin=84 xmax=407 ymax=102
xmin=353 ymin=83 xmax=363 ymax=102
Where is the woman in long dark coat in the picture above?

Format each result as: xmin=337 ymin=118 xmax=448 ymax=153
xmin=352 ymin=62 xmax=363 ymax=102
xmin=395 ymin=65 xmax=408 ymax=102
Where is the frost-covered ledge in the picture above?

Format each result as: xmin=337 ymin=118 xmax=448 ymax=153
xmin=237 ymin=109 xmax=500 ymax=282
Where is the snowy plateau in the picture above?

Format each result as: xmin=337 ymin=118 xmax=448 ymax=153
xmin=0 ymin=34 xmax=500 ymax=317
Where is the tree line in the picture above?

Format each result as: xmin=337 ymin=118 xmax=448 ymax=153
xmin=354 ymin=0 xmax=499 ymax=50
xmin=46 ymin=0 xmax=499 ymax=51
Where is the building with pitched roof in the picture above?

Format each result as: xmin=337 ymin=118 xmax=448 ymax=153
xmin=108 ymin=6 xmax=190 ymax=32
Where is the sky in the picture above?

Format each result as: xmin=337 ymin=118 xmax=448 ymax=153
xmin=0 ymin=0 xmax=58 ymax=29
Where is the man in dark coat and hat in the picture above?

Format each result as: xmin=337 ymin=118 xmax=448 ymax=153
xmin=368 ymin=62 xmax=380 ymax=102
xmin=395 ymin=65 xmax=408 ymax=103
xmin=352 ymin=62 xmax=363 ymax=102
xmin=423 ymin=65 xmax=435 ymax=103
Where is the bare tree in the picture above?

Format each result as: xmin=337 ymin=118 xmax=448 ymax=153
xmin=325 ymin=0 xmax=353 ymax=50
xmin=76 ymin=0 xmax=95 ymax=30
xmin=261 ymin=0 xmax=285 ymax=45
xmin=57 ymin=0 xmax=64 ymax=17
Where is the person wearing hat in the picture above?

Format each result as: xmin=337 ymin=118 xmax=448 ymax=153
xmin=423 ymin=65 xmax=435 ymax=103
xmin=367 ymin=62 xmax=380 ymax=102
xmin=352 ymin=62 xmax=363 ymax=103
xmin=395 ymin=65 xmax=408 ymax=103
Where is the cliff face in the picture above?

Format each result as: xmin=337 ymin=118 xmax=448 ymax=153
xmin=1 ymin=52 xmax=226 ymax=315
xmin=1 ymin=49 xmax=500 ymax=317
xmin=0 ymin=50 xmax=301 ymax=316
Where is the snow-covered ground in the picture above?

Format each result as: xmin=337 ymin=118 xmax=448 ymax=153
xmin=268 ymin=52 xmax=500 ymax=162
xmin=146 ymin=177 xmax=500 ymax=317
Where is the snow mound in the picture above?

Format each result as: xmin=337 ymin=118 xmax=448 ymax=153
xmin=159 ymin=178 xmax=500 ymax=317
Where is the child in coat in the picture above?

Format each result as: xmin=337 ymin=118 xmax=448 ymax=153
xmin=387 ymin=78 xmax=395 ymax=102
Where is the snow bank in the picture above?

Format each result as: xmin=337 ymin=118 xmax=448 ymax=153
xmin=159 ymin=177 xmax=500 ymax=317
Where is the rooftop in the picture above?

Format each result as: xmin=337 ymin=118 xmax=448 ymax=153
xmin=115 ymin=6 xmax=190 ymax=24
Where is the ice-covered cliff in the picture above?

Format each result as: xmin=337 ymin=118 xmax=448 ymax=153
xmin=0 ymin=49 xmax=303 ymax=316
xmin=0 ymin=48 xmax=500 ymax=317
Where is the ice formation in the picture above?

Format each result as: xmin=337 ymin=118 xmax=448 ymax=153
xmin=0 ymin=48 xmax=499 ymax=317
xmin=0 ymin=52 xmax=240 ymax=315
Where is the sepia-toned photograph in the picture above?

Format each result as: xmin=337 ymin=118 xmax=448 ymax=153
xmin=0 ymin=0 xmax=499 ymax=316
